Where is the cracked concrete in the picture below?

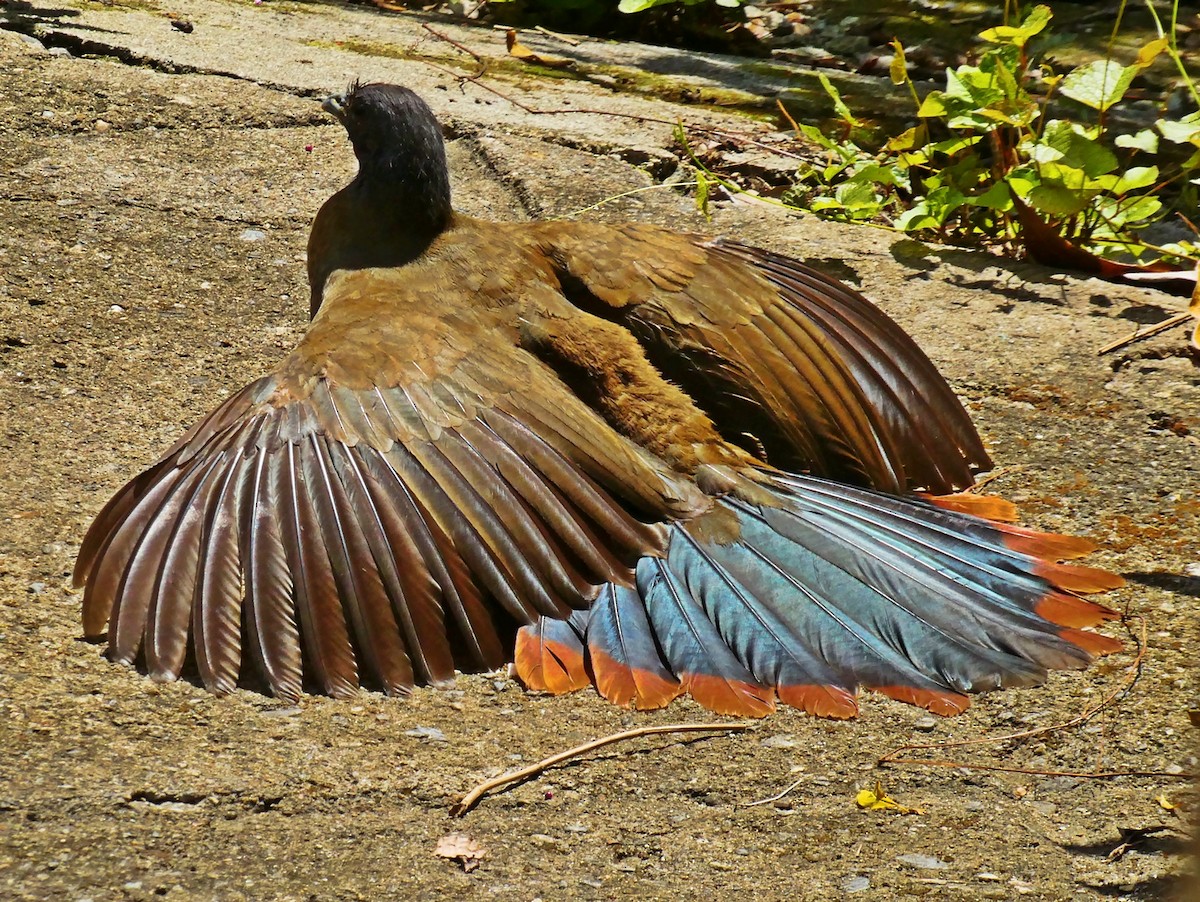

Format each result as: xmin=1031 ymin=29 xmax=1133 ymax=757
xmin=0 ymin=3 xmax=1197 ymax=900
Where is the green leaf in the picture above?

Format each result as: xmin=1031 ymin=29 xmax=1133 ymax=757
xmin=1027 ymin=182 xmax=1097 ymax=217
xmin=1096 ymin=165 xmax=1159 ymax=193
xmin=810 ymin=196 xmax=844 ymax=213
xmin=895 ymin=203 xmax=937 ymax=231
xmin=1157 ymin=118 xmax=1200 ymax=146
xmin=978 ymin=4 xmax=1052 ymax=47
xmin=835 ymin=180 xmax=880 ymax=212
xmin=889 ymin=39 xmax=908 ymax=86
xmin=1059 ymin=60 xmax=1138 ymax=112
xmin=851 ymin=163 xmax=903 ymax=187
xmin=923 ymin=184 xmax=968 ymax=221
xmin=1005 ymin=169 xmax=1040 ymax=200
xmin=886 ymin=125 xmax=927 ymax=152
xmin=818 ymin=73 xmax=861 ymax=127
xmin=1114 ymin=129 xmax=1159 ymax=153
xmin=917 ymin=91 xmax=948 ymax=118
xmin=971 ymin=180 xmax=1013 ymax=210
xmin=1038 ymin=120 xmax=1118 ymax=176
xmin=957 ymin=66 xmax=1007 ymax=107
xmin=618 ymin=0 xmax=663 ymax=12
xmin=798 ymin=122 xmax=837 ymax=150
xmin=1111 ymin=194 xmax=1162 ymax=225
xmin=932 ymin=135 xmax=983 ymax=156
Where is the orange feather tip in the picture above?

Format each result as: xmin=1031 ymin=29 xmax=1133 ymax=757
xmin=1033 ymin=591 xmax=1120 ymax=629
xmin=776 ymin=683 xmax=859 ymax=719
xmin=512 ymin=629 xmax=589 ymax=696
xmin=999 ymin=524 xmax=1100 ymax=561
xmin=587 ymin=648 xmax=681 ymax=711
xmin=1032 ymin=560 xmax=1125 ymax=594
xmin=681 ymin=673 xmax=776 ymax=718
xmin=925 ymin=491 xmax=1018 ymax=523
xmin=871 ymin=685 xmax=971 ymax=716
xmin=1056 ymin=626 xmax=1123 ymax=658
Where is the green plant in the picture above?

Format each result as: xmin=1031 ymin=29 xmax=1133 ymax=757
xmin=617 ymin=0 xmax=741 ymax=13
xmin=786 ymin=2 xmax=1200 ymax=265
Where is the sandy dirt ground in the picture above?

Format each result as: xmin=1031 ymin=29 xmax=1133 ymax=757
xmin=0 ymin=4 xmax=1197 ymax=899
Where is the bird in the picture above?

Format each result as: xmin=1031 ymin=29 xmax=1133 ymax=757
xmin=73 ymin=82 xmax=1123 ymax=718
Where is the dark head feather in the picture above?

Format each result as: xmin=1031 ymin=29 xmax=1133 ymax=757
xmin=323 ymin=82 xmax=452 ymax=228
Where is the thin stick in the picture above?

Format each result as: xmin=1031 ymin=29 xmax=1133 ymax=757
xmin=965 ymin=465 xmax=1025 ymax=492
xmin=1097 ymin=311 xmax=1192 ymax=355
xmin=746 ymin=776 xmax=806 ymax=807
xmin=451 ymin=722 xmax=753 ymax=816
xmin=875 ymin=617 xmax=1199 ymax=780
xmin=421 ymin=23 xmax=487 ymax=81
xmin=775 ymin=98 xmax=801 ymax=133
xmin=559 ymin=180 xmax=700 ymax=218
xmin=535 ymin=25 xmax=582 ymax=47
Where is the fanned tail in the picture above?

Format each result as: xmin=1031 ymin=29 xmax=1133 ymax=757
xmin=516 ymin=473 xmax=1122 ymax=718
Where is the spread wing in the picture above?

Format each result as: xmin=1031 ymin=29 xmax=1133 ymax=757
xmin=528 ymin=222 xmax=991 ymax=494
xmin=74 ymin=267 xmax=695 ymax=701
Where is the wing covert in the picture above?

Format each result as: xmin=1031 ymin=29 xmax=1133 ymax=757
xmin=531 ymin=222 xmax=991 ymax=494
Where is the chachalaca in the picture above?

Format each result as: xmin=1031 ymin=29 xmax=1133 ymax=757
xmin=74 ymin=83 xmax=1123 ymax=718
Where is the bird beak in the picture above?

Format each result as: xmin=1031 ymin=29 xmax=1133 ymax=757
xmin=321 ymin=93 xmax=348 ymax=123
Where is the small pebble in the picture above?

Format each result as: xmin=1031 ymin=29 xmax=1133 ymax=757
xmin=239 ymin=229 xmax=266 ymax=242
xmin=843 ymin=875 xmax=870 ymax=892
xmin=28 ymin=582 xmax=47 ymax=595
xmin=897 ymin=852 xmax=948 ymax=870
xmin=760 ymin=734 xmax=799 ymax=749
xmin=94 ymin=119 xmax=110 ymax=133
xmin=913 ymin=715 xmax=938 ymax=732
xmin=404 ymin=725 xmax=447 ymax=742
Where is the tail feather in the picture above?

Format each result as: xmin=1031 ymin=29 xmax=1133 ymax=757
xmin=718 ymin=503 xmax=1052 ymax=693
xmin=767 ymin=476 xmax=1120 ymax=652
xmin=515 ymin=472 xmax=1122 ymax=718
xmin=585 ymin=585 xmax=681 ymax=710
xmin=513 ymin=610 xmax=590 ymax=695
xmin=638 ymin=558 xmax=776 ymax=717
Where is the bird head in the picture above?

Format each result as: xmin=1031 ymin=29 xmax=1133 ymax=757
xmin=321 ymin=82 xmax=452 ymax=224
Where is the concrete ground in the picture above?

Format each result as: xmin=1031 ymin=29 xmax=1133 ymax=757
xmin=0 ymin=2 xmax=1196 ymax=899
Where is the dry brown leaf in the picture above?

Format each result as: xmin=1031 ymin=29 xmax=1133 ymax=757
xmin=505 ymin=29 xmax=574 ymax=69
xmin=434 ymin=832 xmax=487 ymax=872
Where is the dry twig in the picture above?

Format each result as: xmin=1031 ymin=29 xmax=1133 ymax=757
xmin=746 ymin=776 xmax=806 ymax=807
xmin=451 ymin=722 xmax=753 ymax=816
xmin=1097 ymin=311 xmax=1192 ymax=355
xmin=421 ymin=23 xmax=487 ymax=81
xmin=534 ymin=25 xmax=582 ymax=47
